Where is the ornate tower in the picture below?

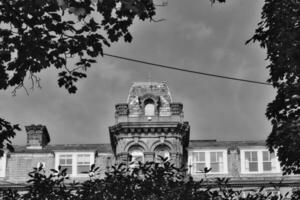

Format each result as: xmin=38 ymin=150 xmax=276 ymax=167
xmin=109 ymin=82 xmax=190 ymax=167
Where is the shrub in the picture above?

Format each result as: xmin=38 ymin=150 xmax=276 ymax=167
xmin=0 ymin=160 xmax=295 ymax=200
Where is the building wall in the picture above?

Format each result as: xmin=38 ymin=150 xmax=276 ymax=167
xmin=4 ymin=152 xmax=116 ymax=183
xmin=94 ymin=153 xmax=115 ymax=178
xmin=6 ymin=153 xmax=54 ymax=183
xmin=187 ymin=145 xmax=300 ymax=192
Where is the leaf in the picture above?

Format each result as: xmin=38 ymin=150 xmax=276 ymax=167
xmin=50 ymin=169 xmax=58 ymax=173
xmin=6 ymin=143 xmax=14 ymax=152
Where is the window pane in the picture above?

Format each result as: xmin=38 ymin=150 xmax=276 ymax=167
xmin=249 ymin=162 xmax=258 ymax=171
xmin=77 ymin=165 xmax=90 ymax=174
xmin=263 ymin=151 xmax=270 ymax=161
xmin=217 ymin=152 xmax=223 ymax=162
xmin=263 ymin=162 xmax=272 ymax=171
xmin=59 ymin=159 xmax=65 ymax=165
xmin=211 ymin=163 xmax=222 ymax=172
xmin=251 ymin=152 xmax=258 ymax=161
xmin=193 ymin=152 xmax=205 ymax=162
xmin=210 ymin=152 xmax=223 ymax=172
xmin=194 ymin=163 xmax=205 ymax=172
xmin=77 ymin=154 xmax=90 ymax=165
xmin=210 ymin=152 xmax=216 ymax=162
xmin=245 ymin=152 xmax=250 ymax=161
xmin=59 ymin=155 xmax=73 ymax=174
xmin=77 ymin=154 xmax=91 ymax=174
xmin=66 ymin=159 xmax=72 ymax=165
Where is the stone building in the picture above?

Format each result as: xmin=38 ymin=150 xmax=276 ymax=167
xmin=109 ymin=82 xmax=189 ymax=167
xmin=0 ymin=81 xmax=299 ymax=195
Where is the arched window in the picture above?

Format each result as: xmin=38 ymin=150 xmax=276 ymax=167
xmin=128 ymin=145 xmax=144 ymax=164
xmin=154 ymin=144 xmax=171 ymax=163
xmin=144 ymin=99 xmax=155 ymax=116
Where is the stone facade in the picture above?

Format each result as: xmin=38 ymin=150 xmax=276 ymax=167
xmin=109 ymin=82 xmax=189 ymax=167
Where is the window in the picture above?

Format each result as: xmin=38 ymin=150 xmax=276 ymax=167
xmin=77 ymin=154 xmax=91 ymax=174
xmin=192 ymin=152 xmax=206 ymax=172
xmin=128 ymin=145 xmax=144 ymax=167
xmin=155 ymin=145 xmax=171 ymax=162
xmin=210 ymin=152 xmax=223 ymax=173
xmin=55 ymin=152 xmax=94 ymax=177
xmin=262 ymin=151 xmax=275 ymax=171
xmin=190 ymin=150 xmax=227 ymax=174
xmin=59 ymin=154 xmax=73 ymax=174
xmin=245 ymin=151 xmax=258 ymax=172
xmin=130 ymin=151 xmax=144 ymax=162
xmin=241 ymin=149 xmax=280 ymax=173
xmin=144 ymin=99 xmax=155 ymax=116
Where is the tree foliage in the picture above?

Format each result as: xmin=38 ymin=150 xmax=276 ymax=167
xmin=1 ymin=161 xmax=293 ymax=200
xmin=0 ymin=0 xmax=156 ymax=155
xmin=246 ymin=0 xmax=300 ymax=174
xmin=0 ymin=118 xmax=20 ymax=157
xmin=0 ymin=0 xmax=156 ymax=94
xmin=0 ymin=0 xmax=300 ymax=177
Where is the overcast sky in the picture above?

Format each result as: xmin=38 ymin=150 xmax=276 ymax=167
xmin=1 ymin=0 xmax=276 ymax=145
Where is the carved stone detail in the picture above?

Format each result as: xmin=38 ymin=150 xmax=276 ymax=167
xmin=170 ymin=103 xmax=183 ymax=115
xmin=115 ymin=104 xmax=129 ymax=116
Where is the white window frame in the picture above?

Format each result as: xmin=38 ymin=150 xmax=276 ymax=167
xmin=189 ymin=150 xmax=228 ymax=174
xmin=0 ymin=153 xmax=7 ymax=177
xmin=240 ymin=149 xmax=281 ymax=174
xmin=55 ymin=152 xmax=95 ymax=177
xmin=244 ymin=151 xmax=259 ymax=172
xmin=191 ymin=152 xmax=206 ymax=173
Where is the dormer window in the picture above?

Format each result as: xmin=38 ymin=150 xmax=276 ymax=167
xmin=54 ymin=152 xmax=95 ymax=177
xmin=144 ymin=99 xmax=155 ymax=116
xmin=240 ymin=149 xmax=280 ymax=173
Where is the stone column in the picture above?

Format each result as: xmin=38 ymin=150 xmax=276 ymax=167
xmin=170 ymin=152 xmax=179 ymax=167
xmin=144 ymin=152 xmax=155 ymax=162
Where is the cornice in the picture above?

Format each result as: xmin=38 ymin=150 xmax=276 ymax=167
xmin=109 ymin=122 xmax=189 ymax=135
xmin=109 ymin=121 xmax=190 ymax=155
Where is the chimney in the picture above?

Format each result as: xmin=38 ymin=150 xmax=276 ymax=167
xmin=25 ymin=125 xmax=50 ymax=149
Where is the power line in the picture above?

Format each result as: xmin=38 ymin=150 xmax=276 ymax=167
xmin=103 ymin=53 xmax=272 ymax=86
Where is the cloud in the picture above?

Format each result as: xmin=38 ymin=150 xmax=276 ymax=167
xmin=179 ymin=21 xmax=213 ymax=41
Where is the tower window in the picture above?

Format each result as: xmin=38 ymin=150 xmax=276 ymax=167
xmin=144 ymin=99 xmax=155 ymax=116
xmin=128 ymin=145 xmax=145 ymax=166
xmin=155 ymin=144 xmax=171 ymax=162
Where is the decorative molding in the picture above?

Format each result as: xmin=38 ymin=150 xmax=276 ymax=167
xmin=170 ymin=103 xmax=183 ymax=115
xmin=109 ymin=123 xmax=189 ymax=135
xmin=228 ymin=146 xmax=240 ymax=154
xmin=115 ymin=104 xmax=129 ymax=116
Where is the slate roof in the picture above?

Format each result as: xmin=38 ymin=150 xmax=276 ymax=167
xmin=12 ymin=143 xmax=113 ymax=154
xmin=188 ymin=140 xmax=266 ymax=149
xmin=11 ymin=140 xmax=267 ymax=154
